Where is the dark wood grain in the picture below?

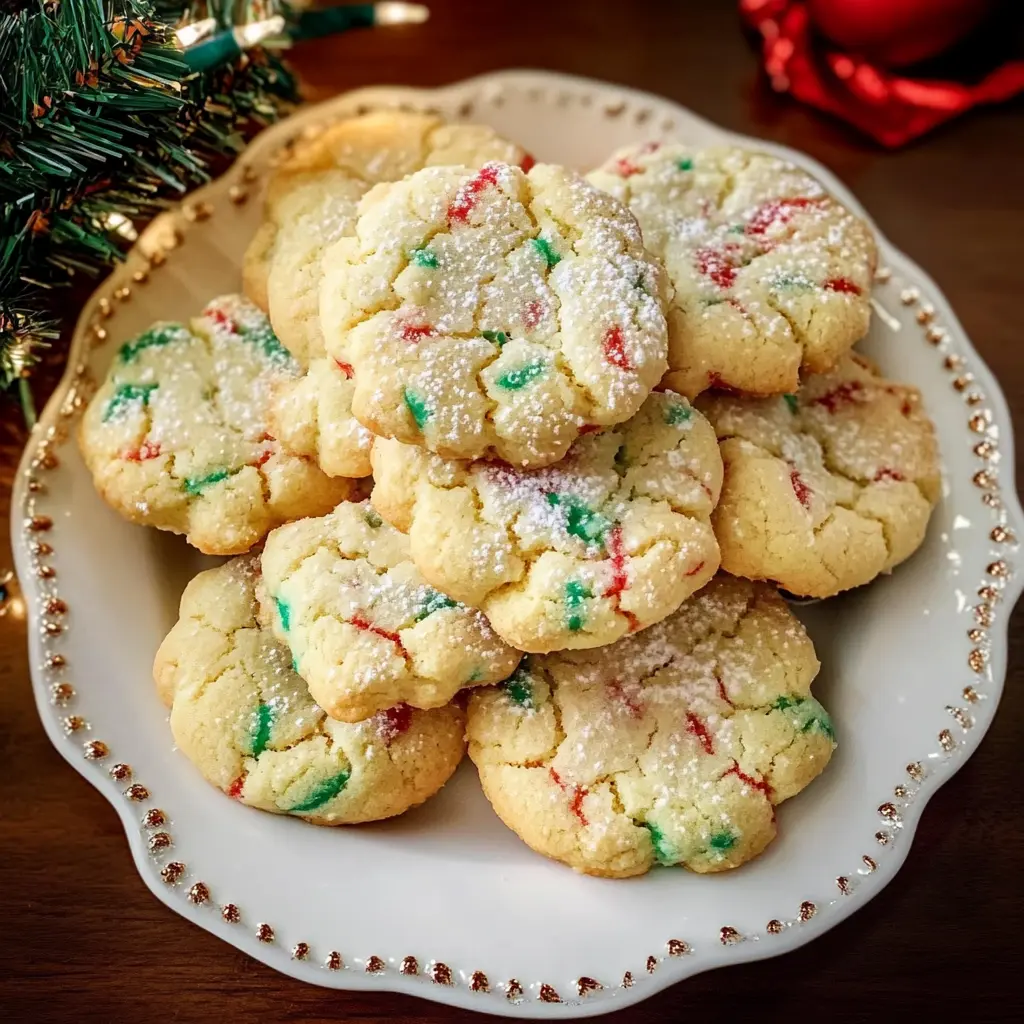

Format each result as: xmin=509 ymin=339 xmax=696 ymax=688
xmin=2 ymin=2 xmax=1022 ymax=1020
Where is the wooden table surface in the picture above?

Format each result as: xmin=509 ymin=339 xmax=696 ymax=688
xmin=3 ymin=2 xmax=1023 ymax=1020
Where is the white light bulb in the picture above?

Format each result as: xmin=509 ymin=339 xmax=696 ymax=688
xmin=375 ymin=3 xmax=430 ymax=26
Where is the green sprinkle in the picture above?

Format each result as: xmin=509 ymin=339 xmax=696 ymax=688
xmin=251 ymin=703 xmax=273 ymax=757
xmin=783 ymin=393 xmax=799 ymax=414
xmin=676 ymin=157 xmax=694 ymax=171
xmin=364 ymin=508 xmax=383 ymax=528
xmin=416 ymin=588 xmax=457 ymax=621
xmin=772 ymin=695 xmax=836 ymax=741
xmin=727 ymin=224 xmax=746 ymax=234
xmin=229 ymin=313 xmax=292 ymax=364
xmin=275 ymin=596 xmax=291 ymax=633
xmin=664 ymin=400 xmax=692 ymax=426
xmin=633 ymin=271 xmax=649 ymax=295
xmin=403 ymin=388 xmax=431 ymax=429
xmin=118 ymin=324 xmax=190 ymax=363
xmin=410 ymin=247 xmax=439 ymax=268
xmin=547 ymin=493 xmax=612 ymax=545
xmin=481 ymin=329 xmax=509 ymax=347
xmin=182 ymin=467 xmax=232 ymax=496
xmin=288 ymin=771 xmax=350 ymax=813
xmin=102 ymin=382 xmax=158 ymax=422
xmin=643 ymin=821 xmax=679 ymax=865
xmin=468 ymin=666 xmax=485 ymax=683
xmin=496 ymin=360 xmax=546 ymax=391
xmin=504 ymin=666 xmax=535 ymax=709
xmin=530 ymin=237 xmax=562 ymax=267
xmin=564 ymin=579 xmax=592 ymax=632
xmin=709 ymin=829 xmax=737 ymax=852
xmin=771 ymin=272 xmax=813 ymax=291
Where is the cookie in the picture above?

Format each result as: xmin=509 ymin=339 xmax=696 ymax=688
xmin=696 ymin=353 xmax=941 ymax=597
xmin=320 ymin=161 xmax=671 ymax=468
xmin=467 ymin=574 xmax=834 ymax=877
xmin=260 ymin=499 xmax=522 ymax=722
xmin=79 ymin=295 xmax=355 ymax=555
xmin=242 ymin=110 xmax=528 ymax=364
xmin=370 ymin=390 xmax=722 ymax=653
xmin=268 ymin=356 xmax=374 ymax=479
xmin=588 ymin=143 xmax=877 ymax=398
xmin=154 ymin=556 xmax=466 ymax=824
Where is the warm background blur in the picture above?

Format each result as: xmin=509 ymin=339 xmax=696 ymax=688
xmin=2 ymin=2 xmax=1022 ymax=1020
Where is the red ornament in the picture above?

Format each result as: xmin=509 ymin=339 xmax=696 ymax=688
xmin=808 ymin=0 xmax=995 ymax=68
xmin=740 ymin=0 xmax=1024 ymax=147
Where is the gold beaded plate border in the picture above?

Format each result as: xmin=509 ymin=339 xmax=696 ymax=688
xmin=11 ymin=71 xmax=1024 ymax=1018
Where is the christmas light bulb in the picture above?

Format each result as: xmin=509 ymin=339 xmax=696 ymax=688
xmin=174 ymin=17 xmax=217 ymax=49
xmin=374 ymin=3 xmax=429 ymax=25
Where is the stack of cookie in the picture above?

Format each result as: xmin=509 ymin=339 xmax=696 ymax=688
xmin=80 ymin=112 xmax=940 ymax=879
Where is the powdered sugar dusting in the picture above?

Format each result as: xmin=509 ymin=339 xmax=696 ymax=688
xmin=321 ymin=161 xmax=671 ymax=467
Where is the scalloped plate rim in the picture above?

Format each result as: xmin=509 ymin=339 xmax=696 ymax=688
xmin=12 ymin=69 xmax=1024 ymax=1018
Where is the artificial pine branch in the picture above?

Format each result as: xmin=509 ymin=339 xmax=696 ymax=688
xmin=0 ymin=0 xmax=295 ymax=405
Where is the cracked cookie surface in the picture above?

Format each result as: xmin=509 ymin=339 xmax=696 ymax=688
xmin=154 ymin=555 xmax=466 ymax=824
xmin=696 ymin=353 xmax=941 ymax=597
xmin=243 ymin=110 xmax=527 ymax=364
xmin=320 ymin=161 xmax=670 ymax=468
xmin=370 ymin=390 xmax=722 ymax=653
xmin=268 ymin=356 xmax=374 ymax=478
xmin=79 ymin=295 xmax=355 ymax=555
xmin=588 ymin=143 xmax=877 ymax=398
xmin=259 ymin=499 xmax=522 ymax=722
xmin=467 ymin=575 xmax=834 ymax=877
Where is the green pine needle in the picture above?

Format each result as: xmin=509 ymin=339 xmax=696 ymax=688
xmin=0 ymin=1 xmax=297 ymax=413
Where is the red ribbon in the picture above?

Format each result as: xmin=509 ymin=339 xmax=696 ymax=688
xmin=739 ymin=0 xmax=1024 ymax=147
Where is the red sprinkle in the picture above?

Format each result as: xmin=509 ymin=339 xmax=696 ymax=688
xmin=694 ymin=248 xmax=738 ymax=290
xmin=604 ymin=526 xmax=629 ymax=598
xmin=447 ymin=163 xmax=502 ymax=224
xmin=823 ymin=277 xmax=862 ymax=296
xmin=578 ymin=423 xmax=603 ymax=435
xmin=123 ymin=440 xmax=161 ymax=462
xmin=252 ymin=431 xmax=275 ymax=468
xmin=745 ymin=196 xmax=823 ymax=236
xmin=227 ymin=775 xmax=246 ymax=799
xmin=790 ymin=468 xmax=812 ymax=509
xmin=684 ymin=560 xmax=706 ymax=577
xmin=399 ymin=320 xmax=435 ymax=344
xmin=612 ymin=156 xmax=643 ymax=178
xmin=520 ymin=153 xmax=536 ymax=173
xmin=685 ymin=712 xmax=715 ymax=755
xmin=378 ymin=703 xmax=413 ymax=741
xmin=603 ymin=526 xmax=640 ymax=632
xmin=716 ymin=676 xmax=735 ymax=708
xmin=874 ymin=468 xmax=905 ymax=483
xmin=602 ymin=325 xmax=632 ymax=370
xmin=606 ymin=679 xmax=643 ymax=718
xmin=349 ymin=613 xmax=405 ymax=650
xmin=723 ymin=760 xmax=773 ymax=800
xmin=522 ymin=300 xmax=544 ymax=331
xmin=620 ymin=608 xmax=642 ymax=632
xmin=334 ymin=358 xmax=355 ymax=378
xmin=550 ymin=768 xmax=588 ymax=825
xmin=811 ymin=380 xmax=865 ymax=413
xmin=207 ymin=307 xmax=236 ymax=332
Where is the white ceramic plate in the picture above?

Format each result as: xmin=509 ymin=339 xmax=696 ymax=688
xmin=12 ymin=71 xmax=1023 ymax=1018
